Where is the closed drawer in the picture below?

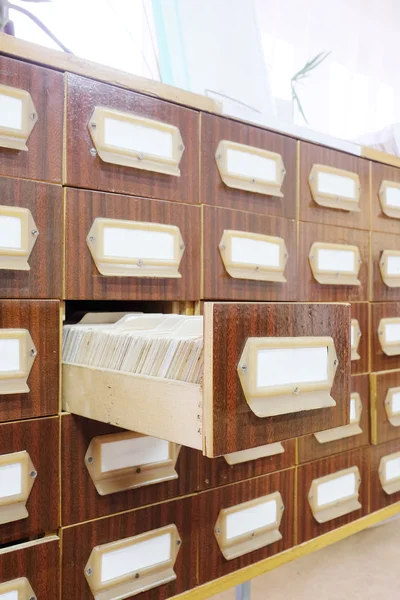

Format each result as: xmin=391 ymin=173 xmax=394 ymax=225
xmin=298 ymin=375 xmax=369 ymax=464
xmin=199 ymin=439 xmax=296 ymax=491
xmin=299 ymin=142 xmax=370 ymax=230
xmin=370 ymin=440 xmax=400 ymax=512
xmin=64 ymin=188 xmax=201 ymax=300
xmin=61 ymin=497 xmax=197 ymax=600
xmin=62 ymin=302 xmax=351 ymax=457
xmin=65 ymin=74 xmax=199 ymax=203
xmin=0 ymin=536 xmax=60 ymax=598
xmin=0 ymin=177 xmax=63 ymax=299
xmin=370 ymin=302 xmax=400 ymax=373
xmin=351 ymin=303 xmax=369 ymax=375
xmin=370 ymin=370 xmax=400 ymax=445
xmin=200 ymin=113 xmax=296 ymax=218
xmin=0 ymin=416 xmax=59 ymax=544
xmin=371 ymin=231 xmax=400 ymax=302
xmin=297 ymin=448 xmax=369 ymax=544
xmin=0 ymin=56 xmax=63 ymax=183
xmin=202 ymin=206 xmax=297 ymax=301
xmin=371 ymin=162 xmax=400 ymax=233
xmin=196 ymin=469 xmax=295 ymax=584
xmin=61 ymin=413 xmax=199 ymax=526
xmin=0 ymin=300 xmax=60 ymax=422
xmin=298 ymin=222 xmax=369 ymax=302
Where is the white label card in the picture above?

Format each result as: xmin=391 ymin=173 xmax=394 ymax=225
xmin=317 ymin=172 xmax=356 ymax=199
xmin=392 ymin=391 xmax=400 ymax=414
xmin=226 ymin=149 xmax=277 ymax=183
xmin=0 ymin=93 xmax=23 ymax=131
xmin=387 ymin=255 xmax=400 ymax=276
xmin=386 ymin=457 xmax=400 ymax=481
xmin=101 ymin=437 xmax=170 ymax=473
xmin=351 ymin=325 xmax=355 ymax=346
xmin=385 ymin=323 xmax=400 ymax=343
xmin=104 ymin=117 xmax=173 ymax=160
xmin=350 ymin=397 xmax=357 ymax=422
xmin=256 ymin=346 xmax=328 ymax=388
xmin=0 ymin=216 xmax=22 ymax=250
xmin=103 ymin=227 xmax=175 ymax=261
xmin=386 ymin=187 xmax=400 ymax=208
xmin=225 ymin=500 xmax=277 ymax=540
xmin=0 ymin=339 xmax=20 ymax=373
xmin=0 ymin=462 xmax=22 ymax=499
xmin=0 ymin=591 xmax=19 ymax=600
xmin=317 ymin=249 xmax=355 ymax=273
xmin=317 ymin=472 xmax=356 ymax=507
xmin=231 ymin=237 xmax=280 ymax=267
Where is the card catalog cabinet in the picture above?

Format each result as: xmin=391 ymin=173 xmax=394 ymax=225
xmin=370 ymin=439 xmax=400 ymax=512
xmin=370 ymin=302 xmax=400 ymax=372
xmin=0 ymin=56 xmax=63 ymax=183
xmin=370 ymin=369 xmax=400 ymax=445
xmin=371 ymin=162 xmax=400 ymax=234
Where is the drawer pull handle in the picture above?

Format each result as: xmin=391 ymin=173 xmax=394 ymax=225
xmin=379 ymin=250 xmax=400 ymax=288
xmin=85 ymin=431 xmax=181 ymax=496
xmin=214 ymin=492 xmax=284 ymax=560
xmin=379 ymin=180 xmax=400 ymax=220
xmin=0 ymin=577 xmax=36 ymax=600
xmin=85 ymin=524 xmax=181 ymax=599
xmin=0 ymin=329 xmax=37 ymax=395
xmin=309 ymin=242 xmax=361 ymax=286
xmin=88 ymin=106 xmax=184 ymax=176
xmin=0 ymin=84 xmax=37 ymax=151
xmin=308 ymin=466 xmax=361 ymax=523
xmin=314 ymin=392 xmax=363 ymax=444
xmin=309 ymin=164 xmax=360 ymax=212
xmin=224 ymin=442 xmax=284 ymax=465
xmin=0 ymin=451 xmax=37 ymax=525
xmin=219 ymin=230 xmax=288 ymax=283
xmin=378 ymin=318 xmax=400 ymax=356
xmin=379 ymin=451 xmax=400 ymax=495
xmin=238 ymin=336 xmax=337 ymax=417
xmin=87 ymin=217 xmax=185 ymax=278
xmin=215 ymin=140 xmax=285 ymax=197
xmin=350 ymin=319 xmax=361 ymax=361
xmin=385 ymin=386 xmax=400 ymax=427
xmin=0 ymin=205 xmax=39 ymax=271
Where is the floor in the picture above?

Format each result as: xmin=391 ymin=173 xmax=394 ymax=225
xmin=210 ymin=516 xmax=400 ymax=599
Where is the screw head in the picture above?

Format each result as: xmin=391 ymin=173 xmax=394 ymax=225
xmin=91 ymin=122 xmax=97 ymax=129
xmin=90 ymin=148 xmax=97 ymax=157
xmin=88 ymin=236 xmax=95 ymax=243
xmin=31 ymin=229 xmax=39 ymax=236
xmin=255 ymin=266 xmax=260 ymax=271
xmin=252 ymin=178 xmax=256 ymax=183
xmin=138 ymin=152 xmax=144 ymax=160
xmin=137 ymin=259 xmax=143 ymax=267
xmin=30 ymin=348 xmax=36 ymax=357
xmin=177 ymin=539 xmax=181 ymax=545
xmin=30 ymin=113 xmax=36 ymax=120
xmin=136 ymin=467 xmax=141 ymax=474
xmin=216 ymin=528 xmax=221 ymax=535
xmin=217 ymin=154 xmax=222 ymax=160
xmin=87 ymin=456 xmax=94 ymax=464
xmin=293 ymin=387 xmax=300 ymax=395
xmin=333 ymin=359 xmax=338 ymax=366
xmin=179 ymin=144 xmax=184 ymax=151
xmin=29 ymin=596 xmax=36 ymax=600
xmin=30 ymin=470 xmax=37 ymax=478
xmin=86 ymin=567 xmax=92 ymax=576
xmin=240 ymin=364 xmax=248 ymax=373
xmin=180 ymin=244 xmax=185 ymax=250
xmin=135 ymin=573 xmax=140 ymax=579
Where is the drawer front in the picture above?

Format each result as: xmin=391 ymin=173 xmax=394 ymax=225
xmin=65 ymin=74 xmax=199 ymax=203
xmin=371 ymin=231 xmax=400 ymax=302
xmin=0 ymin=178 xmax=63 ymax=299
xmin=0 ymin=537 xmax=60 ymax=598
xmin=297 ymin=448 xmax=369 ymax=544
xmin=351 ymin=303 xmax=369 ymax=375
xmin=299 ymin=142 xmax=370 ymax=230
xmin=370 ymin=370 xmax=400 ymax=445
xmin=201 ymin=113 xmax=296 ymax=218
xmin=62 ymin=497 xmax=197 ymax=600
xmin=298 ymin=375 xmax=369 ymax=464
xmin=202 ymin=206 xmax=297 ymax=301
xmin=371 ymin=162 xmax=400 ymax=234
xmin=0 ymin=56 xmax=63 ymax=183
xmin=0 ymin=300 xmax=59 ymax=422
xmin=370 ymin=439 xmax=400 ymax=512
xmin=205 ymin=302 xmax=351 ymax=456
xmin=298 ymin=222 xmax=369 ymax=302
xmin=64 ymin=188 xmax=201 ymax=300
xmin=197 ymin=469 xmax=295 ymax=584
xmin=370 ymin=302 xmax=400 ymax=372
xmin=61 ymin=414 xmax=200 ymax=526
xmin=0 ymin=417 xmax=59 ymax=544
xmin=198 ymin=439 xmax=296 ymax=491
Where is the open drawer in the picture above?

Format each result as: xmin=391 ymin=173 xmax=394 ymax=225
xmin=62 ymin=302 xmax=351 ymax=457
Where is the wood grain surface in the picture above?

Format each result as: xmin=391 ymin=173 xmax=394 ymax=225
xmin=0 ymin=417 xmax=59 ymax=544
xmin=369 ymin=439 xmax=400 ymax=512
xmin=371 ymin=162 xmax=400 ymax=233
xmin=65 ymin=74 xmax=200 ymax=203
xmin=370 ymin=369 xmax=400 ymax=445
xmin=0 ymin=300 xmax=59 ymax=422
xmin=371 ymin=231 xmax=400 ymax=302
xmin=0 ymin=55 xmax=63 ymax=183
xmin=351 ymin=303 xmax=369 ymax=375
xmin=298 ymin=141 xmax=370 ymax=230
xmin=297 ymin=448 xmax=370 ymax=544
xmin=370 ymin=302 xmax=400 ymax=372
xmin=200 ymin=113 xmax=296 ymax=218
xmin=298 ymin=222 xmax=369 ymax=302
xmin=202 ymin=206 xmax=297 ymax=301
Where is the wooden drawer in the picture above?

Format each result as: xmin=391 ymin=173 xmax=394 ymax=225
xmin=196 ymin=469 xmax=295 ymax=584
xmin=202 ymin=205 xmax=298 ymax=301
xmin=370 ymin=370 xmax=400 ymax=445
xmin=0 ymin=300 xmax=59 ymax=422
xmin=0 ymin=177 xmax=63 ymax=299
xmin=200 ymin=113 xmax=296 ymax=218
xmin=64 ymin=188 xmax=201 ymax=300
xmin=371 ymin=231 xmax=400 ymax=302
xmin=0 ymin=56 xmax=63 ymax=183
xmin=351 ymin=303 xmax=369 ymax=375
xmin=370 ymin=302 xmax=400 ymax=373
xmin=61 ymin=497 xmax=197 ymax=600
xmin=63 ymin=302 xmax=351 ymax=457
xmin=65 ymin=74 xmax=200 ymax=203
xmin=298 ymin=222 xmax=369 ymax=302
xmin=370 ymin=439 xmax=400 ymax=512
xmin=198 ymin=439 xmax=296 ymax=491
xmin=297 ymin=448 xmax=369 ymax=544
xmin=0 ymin=416 xmax=59 ymax=544
xmin=371 ymin=162 xmax=400 ymax=233
xmin=298 ymin=375 xmax=369 ymax=464
xmin=0 ymin=536 xmax=60 ymax=598
xmin=299 ymin=142 xmax=370 ymax=230
xmin=61 ymin=413 xmax=200 ymax=526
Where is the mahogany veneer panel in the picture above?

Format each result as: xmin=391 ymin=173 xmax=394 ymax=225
xmin=370 ymin=439 xmax=400 ymax=512
xmin=370 ymin=302 xmax=400 ymax=372
xmin=371 ymin=231 xmax=400 ymax=302
xmin=371 ymin=162 xmax=400 ymax=233
xmin=370 ymin=369 xmax=400 ymax=445
xmin=351 ymin=303 xmax=369 ymax=375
